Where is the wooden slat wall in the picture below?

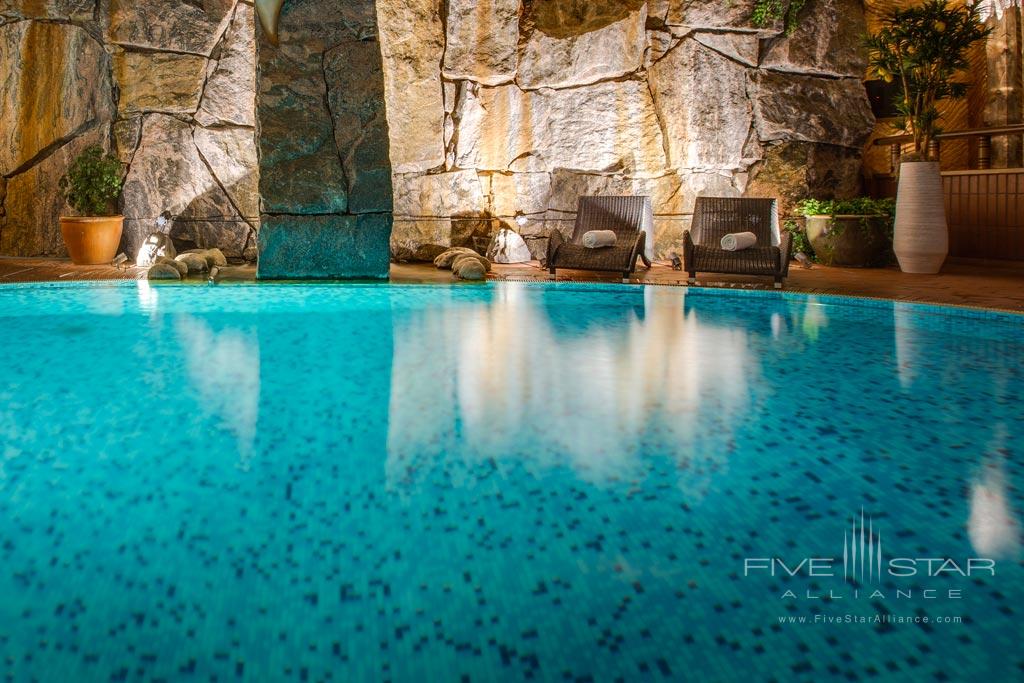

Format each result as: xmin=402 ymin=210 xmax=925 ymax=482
xmin=944 ymin=170 xmax=1024 ymax=261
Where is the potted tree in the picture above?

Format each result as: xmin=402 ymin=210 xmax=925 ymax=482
xmin=865 ymin=0 xmax=990 ymax=274
xmin=59 ymin=146 xmax=124 ymax=265
xmin=797 ymin=198 xmax=896 ymax=267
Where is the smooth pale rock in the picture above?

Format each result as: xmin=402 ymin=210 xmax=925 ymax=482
xmin=195 ymin=3 xmax=256 ymax=127
xmin=489 ymin=172 xmax=551 ymax=217
xmin=434 ymin=247 xmax=479 ymax=269
xmin=156 ymin=254 xmax=188 ymax=276
xmin=393 ymin=170 xmax=485 ymax=217
xmin=193 ymin=126 xmax=260 ymax=220
xmin=122 ymin=115 xmax=244 ymax=258
xmin=0 ymin=127 xmax=106 ymax=256
xmin=518 ymin=4 xmax=647 ymax=90
xmin=112 ymin=50 xmax=207 ymax=116
xmin=750 ymin=72 xmax=875 ymax=149
xmin=108 ymin=0 xmax=235 ymax=55
xmin=451 ymin=254 xmax=486 ymax=280
xmin=135 ymin=232 xmax=176 ymax=267
xmin=0 ymin=21 xmax=113 ymax=176
xmin=147 ymin=262 xmax=182 ymax=280
xmin=760 ymin=0 xmax=867 ymax=77
xmin=377 ymin=0 xmax=446 ymax=173
xmin=175 ymin=252 xmax=209 ymax=273
xmin=487 ymin=228 xmax=532 ymax=264
xmin=442 ymin=0 xmax=519 ymax=85
xmin=454 ymin=81 xmax=667 ymax=174
xmin=325 ymin=39 xmax=393 ymax=214
xmin=649 ymin=38 xmax=754 ymax=170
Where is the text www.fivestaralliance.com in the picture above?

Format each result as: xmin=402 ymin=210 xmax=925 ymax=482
xmin=778 ymin=614 xmax=963 ymax=625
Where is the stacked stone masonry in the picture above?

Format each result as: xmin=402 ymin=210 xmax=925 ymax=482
xmin=382 ymin=0 xmax=875 ymax=260
xmin=0 ymin=0 xmax=258 ymax=259
xmin=1 ymin=0 xmax=876 ymax=262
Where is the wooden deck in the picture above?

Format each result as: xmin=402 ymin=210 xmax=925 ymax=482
xmin=2 ymin=256 xmax=1022 ymax=313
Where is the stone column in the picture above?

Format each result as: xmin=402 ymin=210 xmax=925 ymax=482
xmin=257 ymin=0 xmax=394 ymax=279
xmin=983 ymin=0 xmax=1024 ymax=167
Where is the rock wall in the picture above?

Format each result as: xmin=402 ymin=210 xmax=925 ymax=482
xmin=0 ymin=0 xmax=258 ymax=260
xmin=381 ymin=0 xmax=876 ymax=260
xmin=2 ymin=0 xmax=877 ymax=264
xmin=255 ymin=0 xmax=393 ymax=278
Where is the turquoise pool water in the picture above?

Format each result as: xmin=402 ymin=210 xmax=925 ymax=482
xmin=0 ymin=282 xmax=1021 ymax=682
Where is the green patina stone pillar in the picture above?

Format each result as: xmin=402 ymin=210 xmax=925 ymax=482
xmin=256 ymin=0 xmax=392 ymax=279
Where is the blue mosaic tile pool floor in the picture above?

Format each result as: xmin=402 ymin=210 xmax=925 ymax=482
xmin=0 ymin=282 xmax=1021 ymax=682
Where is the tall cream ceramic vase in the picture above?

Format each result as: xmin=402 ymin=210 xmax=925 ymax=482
xmin=893 ymin=161 xmax=947 ymax=274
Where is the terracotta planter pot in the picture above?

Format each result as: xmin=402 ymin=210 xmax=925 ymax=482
xmin=805 ymin=214 xmax=892 ymax=267
xmin=59 ymin=216 xmax=124 ymax=265
xmin=893 ymin=161 xmax=947 ymax=274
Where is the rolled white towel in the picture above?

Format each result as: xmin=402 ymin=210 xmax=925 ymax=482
xmin=720 ymin=231 xmax=757 ymax=251
xmin=582 ymin=230 xmax=617 ymax=249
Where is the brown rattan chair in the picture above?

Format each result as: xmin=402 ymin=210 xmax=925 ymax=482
xmin=547 ymin=196 xmax=652 ymax=283
xmin=683 ymin=197 xmax=791 ymax=288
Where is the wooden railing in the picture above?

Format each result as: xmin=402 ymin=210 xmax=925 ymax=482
xmin=872 ymin=126 xmax=1024 ymax=261
xmin=874 ymin=124 xmax=1024 ymax=172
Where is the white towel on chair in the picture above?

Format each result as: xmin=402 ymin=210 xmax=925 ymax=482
xmin=720 ymin=231 xmax=757 ymax=251
xmin=582 ymin=230 xmax=617 ymax=249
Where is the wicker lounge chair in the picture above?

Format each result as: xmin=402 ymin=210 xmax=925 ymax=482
xmin=547 ymin=196 xmax=653 ymax=283
xmin=683 ymin=197 xmax=791 ymax=288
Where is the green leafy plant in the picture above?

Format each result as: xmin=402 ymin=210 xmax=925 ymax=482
xmin=795 ymin=198 xmax=897 ymax=265
xmin=865 ymin=0 xmax=991 ymax=160
xmin=59 ymin=146 xmax=123 ymax=216
xmin=796 ymin=197 xmax=896 ymax=219
xmin=752 ymin=0 xmax=808 ymax=35
xmin=784 ymin=218 xmax=814 ymax=258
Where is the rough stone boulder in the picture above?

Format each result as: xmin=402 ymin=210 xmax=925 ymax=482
xmin=112 ymin=50 xmax=207 ymax=116
xmin=451 ymin=254 xmax=487 ymax=281
xmin=182 ymin=248 xmax=228 ymax=268
xmin=156 ymin=255 xmax=188 ymax=276
xmin=434 ymin=247 xmax=486 ymax=270
xmin=122 ymin=115 xmax=253 ymax=259
xmin=147 ymin=262 xmax=182 ymax=280
xmin=107 ymin=0 xmax=236 ymax=55
xmin=175 ymin=252 xmax=210 ymax=274
xmin=749 ymin=72 xmax=875 ymax=149
xmin=760 ymin=0 xmax=868 ymax=77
